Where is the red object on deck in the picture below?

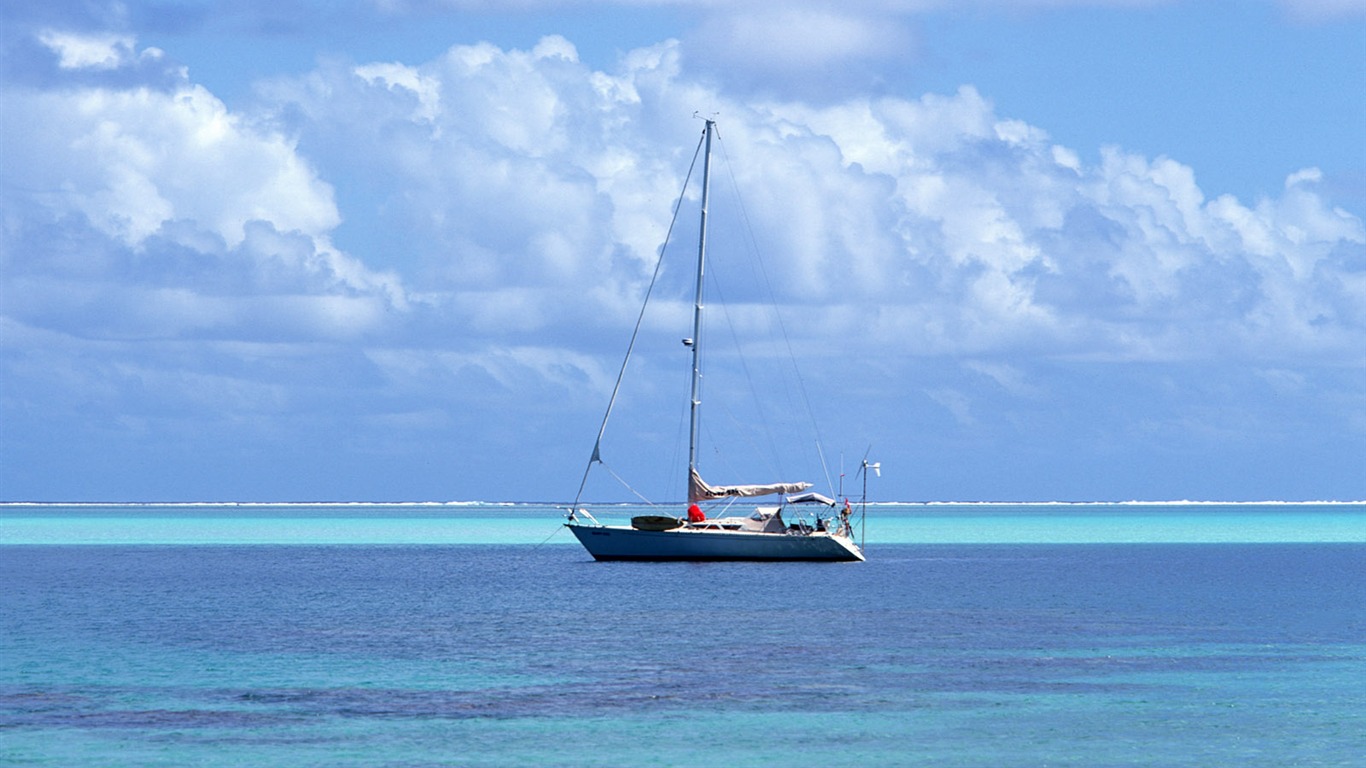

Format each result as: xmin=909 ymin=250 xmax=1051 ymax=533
xmin=687 ymin=503 xmax=705 ymax=522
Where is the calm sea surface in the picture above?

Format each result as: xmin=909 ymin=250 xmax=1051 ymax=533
xmin=2 ymin=503 xmax=1364 ymax=766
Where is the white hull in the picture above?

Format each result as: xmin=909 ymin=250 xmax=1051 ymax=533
xmin=566 ymin=523 xmax=865 ymax=562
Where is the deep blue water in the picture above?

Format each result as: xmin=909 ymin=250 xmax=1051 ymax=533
xmin=3 ymin=535 xmax=1364 ymax=765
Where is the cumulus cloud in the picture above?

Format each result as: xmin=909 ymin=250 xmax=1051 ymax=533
xmin=10 ymin=85 xmax=342 ymax=248
xmin=98 ymin=29 xmax=1335 ymax=433
xmin=751 ymin=88 xmax=1363 ymax=363
xmin=19 ymin=27 xmax=1329 ymax=372
xmin=7 ymin=24 xmax=1363 ymax=369
xmin=252 ymin=36 xmax=702 ymax=339
xmin=1 ymin=30 xmax=406 ymax=348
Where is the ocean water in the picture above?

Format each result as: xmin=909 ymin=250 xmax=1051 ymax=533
xmin=2 ymin=504 xmax=1364 ymax=766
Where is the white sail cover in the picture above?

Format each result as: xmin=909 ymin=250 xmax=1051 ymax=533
xmin=689 ymin=468 xmax=811 ymax=504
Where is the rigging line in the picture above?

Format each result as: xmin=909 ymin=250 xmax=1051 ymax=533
xmin=701 ymin=145 xmax=786 ymax=479
xmin=702 ymin=394 xmax=780 ymax=487
xmin=713 ymin=125 xmax=833 ymax=492
xmin=697 ymin=308 xmax=786 ymax=482
xmin=667 ymin=388 xmax=690 ymax=502
xmin=601 ymin=461 xmax=659 ymax=506
xmin=704 ymin=258 xmax=788 ymax=480
xmin=572 ymin=126 xmax=708 ymax=508
xmin=532 ymin=522 xmax=566 ymax=549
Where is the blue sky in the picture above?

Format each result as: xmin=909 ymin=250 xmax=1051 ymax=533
xmin=2 ymin=0 xmax=1363 ymax=503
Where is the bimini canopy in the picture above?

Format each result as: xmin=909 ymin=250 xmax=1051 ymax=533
xmin=786 ymin=492 xmax=836 ymax=506
xmin=689 ymin=468 xmax=811 ymax=504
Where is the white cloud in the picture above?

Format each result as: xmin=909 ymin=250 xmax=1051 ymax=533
xmin=2 ymin=30 xmax=406 ymax=346
xmin=231 ymin=36 xmax=1366 ymax=368
xmin=749 ymin=87 xmax=1364 ymax=363
xmin=4 ymin=26 xmax=1363 ymax=464
xmin=354 ymin=62 xmax=442 ymax=123
xmin=39 ymin=30 xmax=142 ymax=70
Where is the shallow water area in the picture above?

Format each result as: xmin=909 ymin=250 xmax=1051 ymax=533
xmin=3 ymin=501 xmax=1362 ymax=545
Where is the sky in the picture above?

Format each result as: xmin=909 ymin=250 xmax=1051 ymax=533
xmin=1 ymin=0 xmax=1364 ymax=503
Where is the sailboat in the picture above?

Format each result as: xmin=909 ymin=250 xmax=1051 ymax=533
xmin=565 ymin=118 xmax=866 ymax=562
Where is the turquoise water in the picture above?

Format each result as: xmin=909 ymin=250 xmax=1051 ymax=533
xmin=2 ymin=503 xmax=1364 ymax=766
xmin=3 ymin=502 xmax=1363 ymax=545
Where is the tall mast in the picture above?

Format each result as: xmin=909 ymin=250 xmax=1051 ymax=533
xmin=687 ymin=119 xmax=714 ymax=484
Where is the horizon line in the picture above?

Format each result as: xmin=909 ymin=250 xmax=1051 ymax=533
xmin=3 ymin=499 xmax=1364 ymax=508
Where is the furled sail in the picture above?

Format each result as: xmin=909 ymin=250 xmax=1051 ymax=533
xmin=689 ymin=468 xmax=811 ymax=504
